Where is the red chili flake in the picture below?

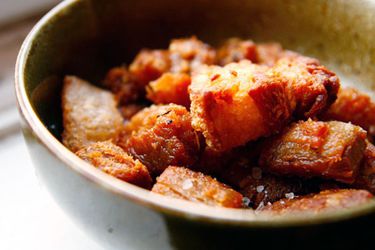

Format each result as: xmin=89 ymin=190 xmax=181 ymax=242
xmin=230 ymin=70 xmax=238 ymax=77
xmin=211 ymin=74 xmax=220 ymax=81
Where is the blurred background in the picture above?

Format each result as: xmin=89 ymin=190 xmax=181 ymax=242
xmin=0 ymin=1 xmax=102 ymax=249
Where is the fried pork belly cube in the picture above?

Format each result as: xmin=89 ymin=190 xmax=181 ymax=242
xmin=103 ymin=66 xmax=143 ymax=105
xmin=62 ymin=76 xmax=123 ymax=152
xmin=262 ymin=189 xmax=373 ymax=215
xmin=216 ymin=38 xmax=296 ymax=66
xmin=152 ymin=166 xmax=243 ymax=208
xmin=320 ymin=87 xmax=375 ymax=135
xmin=189 ymin=60 xmax=292 ymax=152
xmin=259 ymin=120 xmax=367 ymax=184
xmin=146 ymin=73 xmax=191 ymax=108
xmin=129 ymin=49 xmax=171 ymax=87
xmin=271 ymin=56 xmax=340 ymax=118
xmin=216 ymin=38 xmax=257 ymax=66
xmin=117 ymin=104 xmax=201 ymax=175
xmin=354 ymin=142 xmax=375 ymax=193
xmin=169 ymin=36 xmax=216 ymax=73
xmin=255 ymin=42 xmax=285 ymax=66
xmin=221 ymin=158 xmax=319 ymax=208
xmin=76 ymin=141 xmax=152 ymax=189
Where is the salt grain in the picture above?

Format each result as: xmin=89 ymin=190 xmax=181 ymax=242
xmin=242 ymin=197 xmax=251 ymax=207
xmin=256 ymin=185 xmax=265 ymax=193
xmin=285 ymin=192 xmax=295 ymax=199
xmin=182 ymin=179 xmax=193 ymax=190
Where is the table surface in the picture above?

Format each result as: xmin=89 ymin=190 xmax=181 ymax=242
xmin=0 ymin=16 xmax=103 ymax=250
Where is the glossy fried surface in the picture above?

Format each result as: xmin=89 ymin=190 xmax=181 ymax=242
xmin=259 ymin=120 xmax=367 ymax=184
xmin=127 ymin=37 xmax=214 ymax=88
xmin=129 ymin=49 xmax=171 ymax=87
xmin=152 ymin=166 xmax=243 ymax=208
xmin=321 ymin=87 xmax=375 ymax=135
xmin=262 ymin=189 xmax=373 ymax=215
xmin=62 ymin=76 xmax=123 ymax=152
xmin=216 ymin=38 xmax=286 ymax=66
xmin=117 ymin=104 xmax=201 ymax=175
xmin=146 ymin=73 xmax=191 ymax=108
xmin=271 ymin=56 xmax=340 ymax=118
xmin=103 ymin=66 xmax=142 ymax=105
xmin=354 ymin=141 xmax=375 ymax=193
xmin=107 ymin=37 xmax=214 ymax=105
xmin=190 ymin=60 xmax=291 ymax=152
xmin=169 ymin=36 xmax=216 ymax=73
xmin=216 ymin=38 xmax=257 ymax=66
xmin=76 ymin=141 xmax=152 ymax=189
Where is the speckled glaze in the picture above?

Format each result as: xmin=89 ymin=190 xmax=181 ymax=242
xmin=15 ymin=0 xmax=375 ymax=249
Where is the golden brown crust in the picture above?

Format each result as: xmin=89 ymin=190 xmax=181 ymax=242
xmin=151 ymin=166 xmax=243 ymax=208
xmin=216 ymin=38 xmax=294 ymax=66
xmin=76 ymin=141 xmax=152 ymax=189
xmin=271 ymin=56 xmax=340 ymax=118
xmin=117 ymin=104 xmax=201 ymax=175
xmin=62 ymin=76 xmax=123 ymax=152
xmin=146 ymin=73 xmax=191 ymax=108
xmin=216 ymin=38 xmax=257 ymax=66
xmin=129 ymin=49 xmax=171 ymax=87
xmin=354 ymin=141 xmax=375 ymax=193
xmin=169 ymin=36 xmax=216 ymax=73
xmin=259 ymin=120 xmax=367 ymax=184
xmin=320 ymin=87 xmax=375 ymax=135
xmin=189 ymin=60 xmax=291 ymax=152
xmin=262 ymin=189 xmax=373 ymax=215
xmin=103 ymin=66 xmax=143 ymax=105
xmin=255 ymin=42 xmax=285 ymax=66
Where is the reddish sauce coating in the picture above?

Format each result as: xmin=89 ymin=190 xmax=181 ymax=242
xmin=216 ymin=38 xmax=287 ymax=66
xmin=117 ymin=104 xmax=201 ymax=176
xmin=103 ymin=66 xmax=142 ymax=105
xmin=262 ymin=189 xmax=373 ymax=215
xmin=129 ymin=49 xmax=171 ymax=87
xmin=76 ymin=141 xmax=152 ymax=189
xmin=354 ymin=142 xmax=375 ymax=193
xmin=321 ymin=87 xmax=375 ymax=136
xmin=190 ymin=60 xmax=291 ymax=152
xmin=152 ymin=166 xmax=243 ymax=208
xmin=61 ymin=37 xmax=375 ymax=212
xmin=270 ymin=56 xmax=340 ymax=118
xmin=259 ymin=120 xmax=367 ymax=184
xmin=146 ymin=72 xmax=191 ymax=108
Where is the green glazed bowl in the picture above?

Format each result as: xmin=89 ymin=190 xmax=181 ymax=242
xmin=15 ymin=0 xmax=375 ymax=249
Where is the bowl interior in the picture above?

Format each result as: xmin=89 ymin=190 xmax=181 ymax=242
xmin=19 ymin=0 xmax=375 ymax=224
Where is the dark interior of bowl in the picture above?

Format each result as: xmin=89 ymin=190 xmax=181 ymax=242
xmin=24 ymin=0 xmax=375 ymax=141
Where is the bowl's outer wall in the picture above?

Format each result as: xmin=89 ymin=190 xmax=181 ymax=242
xmin=21 ymin=0 xmax=375 ymax=249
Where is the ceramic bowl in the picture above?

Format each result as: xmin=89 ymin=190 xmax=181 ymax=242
xmin=15 ymin=0 xmax=375 ymax=249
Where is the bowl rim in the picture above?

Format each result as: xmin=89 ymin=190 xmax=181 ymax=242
xmin=15 ymin=0 xmax=375 ymax=227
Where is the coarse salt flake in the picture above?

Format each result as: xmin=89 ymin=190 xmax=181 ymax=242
xmin=256 ymin=185 xmax=265 ymax=193
xmin=182 ymin=179 xmax=193 ymax=190
xmin=285 ymin=192 xmax=295 ymax=199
